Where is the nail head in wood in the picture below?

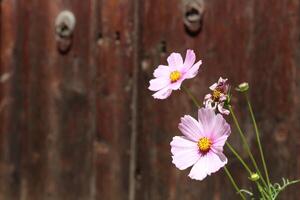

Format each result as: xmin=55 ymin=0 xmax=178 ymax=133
xmin=55 ymin=10 xmax=76 ymax=38
xmin=183 ymin=0 xmax=205 ymax=35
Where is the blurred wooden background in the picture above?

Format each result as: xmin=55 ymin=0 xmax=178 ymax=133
xmin=1 ymin=0 xmax=300 ymax=199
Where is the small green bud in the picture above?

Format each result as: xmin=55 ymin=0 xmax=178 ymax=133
xmin=236 ymin=82 xmax=249 ymax=92
xmin=249 ymin=173 xmax=260 ymax=181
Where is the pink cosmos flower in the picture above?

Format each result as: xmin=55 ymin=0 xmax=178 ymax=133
xmin=148 ymin=49 xmax=202 ymax=99
xmin=204 ymin=77 xmax=230 ymax=115
xmin=170 ymin=108 xmax=231 ymax=180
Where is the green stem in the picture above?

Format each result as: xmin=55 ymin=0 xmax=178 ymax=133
xmin=226 ymin=142 xmax=252 ymax=174
xmin=227 ymin=142 xmax=270 ymax=198
xmin=245 ymin=94 xmax=270 ymax=187
xmin=182 ymin=86 xmax=200 ymax=107
xmin=224 ymin=166 xmax=246 ymax=200
xmin=257 ymin=182 xmax=269 ymax=200
xmin=228 ymin=105 xmax=268 ymax=189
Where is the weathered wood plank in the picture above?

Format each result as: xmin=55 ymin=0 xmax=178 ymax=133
xmin=93 ymin=0 xmax=136 ymax=200
xmin=1 ymin=0 xmax=96 ymax=199
xmin=0 ymin=0 xmax=21 ymax=199
xmin=249 ymin=0 xmax=300 ymax=199
xmin=50 ymin=1 xmax=94 ymax=199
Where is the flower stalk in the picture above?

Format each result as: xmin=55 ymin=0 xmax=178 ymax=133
xmin=226 ymin=142 xmax=252 ymax=175
xmin=245 ymin=93 xmax=270 ymax=186
xmin=228 ymin=105 xmax=268 ymax=189
xmin=182 ymin=85 xmax=200 ymax=107
xmin=224 ymin=166 xmax=246 ymax=200
xmin=226 ymin=142 xmax=271 ymax=199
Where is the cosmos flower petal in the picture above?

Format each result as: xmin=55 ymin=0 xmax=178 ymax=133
xmin=179 ymin=115 xmax=204 ymax=141
xmin=210 ymin=114 xmax=231 ymax=138
xmin=209 ymin=83 xmax=218 ymax=91
xmin=169 ymin=79 xmax=184 ymax=90
xmin=184 ymin=60 xmax=202 ymax=79
xmin=152 ymin=86 xmax=172 ymax=99
xmin=205 ymin=152 xmax=227 ymax=175
xmin=188 ymin=156 xmax=209 ymax=180
xmin=183 ymin=49 xmax=196 ymax=69
xmin=170 ymin=136 xmax=197 ymax=149
xmin=218 ymin=103 xmax=230 ymax=115
xmin=198 ymin=108 xmax=216 ymax=133
xmin=188 ymin=152 xmax=227 ymax=180
xmin=148 ymin=77 xmax=170 ymax=91
xmin=204 ymin=99 xmax=217 ymax=110
xmin=204 ymin=93 xmax=212 ymax=101
xmin=153 ymin=65 xmax=170 ymax=78
xmin=219 ymin=94 xmax=227 ymax=101
xmin=212 ymin=135 xmax=229 ymax=152
xmin=167 ymin=53 xmax=184 ymax=71
xmin=214 ymin=151 xmax=228 ymax=164
xmin=171 ymin=136 xmax=200 ymax=170
xmin=218 ymin=77 xmax=228 ymax=83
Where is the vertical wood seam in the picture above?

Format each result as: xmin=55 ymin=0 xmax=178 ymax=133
xmin=128 ymin=0 xmax=141 ymax=199
xmin=89 ymin=0 xmax=98 ymax=199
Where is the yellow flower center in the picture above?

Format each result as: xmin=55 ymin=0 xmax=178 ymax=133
xmin=212 ymin=89 xmax=222 ymax=101
xmin=197 ymin=137 xmax=212 ymax=153
xmin=170 ymin=71 xmax=181 ymax=82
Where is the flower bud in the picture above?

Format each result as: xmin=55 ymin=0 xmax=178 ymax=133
xmin=236 ymin=82 xmax=249 ymax=92
xmin=249 ymin=173 xmax=260 ymax=181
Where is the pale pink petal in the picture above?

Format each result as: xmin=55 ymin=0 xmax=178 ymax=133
xmin=218 ymin=103 xmax=230 ymax=115
xmin=209 ymin=83 xmax=218 ymax=91
xmin=167 ymin=53 xmax=184 ymax=71
xmin=218 ymin=77 xmax=228 ymax=84
xmin=153 ymin=65 xmax=170 ymax=78
xmin=188 ymin=152 xmax=227 ymax=180
xmin=211 ymin=135 xmax=228 ymax=152
xmin=170 ymin=136 xmax=197 ymax=152
xmin=171 ymin=136 xmax=200 ymax=170
xmin=170 ymin=136 xmax=198 ymax=155
xmin=152 ymin=86 xmax=172 ymax=99
xmin=183 ymin=49 xmax=196 ymax=69
xmin=204 ymin=99 xmax=216 ymax=110
xmin=184 ymin=60 xmax=202 ymax=79
xmin=205 ymin=152 xmax=227 ymax=175
xmin=204 ymin=99 xmax=217 ymax=111
xmin=216 ymin=151 xmax=227 ymax=162
xmin=188 ymin=156 xmax=208 ymax=180
xmin=198 ymin=108 xmax=216 ymax=134
xmin=210 ymin=113 xmax=231 ymax=139
xmin=169 ymin=79 xmax=184 ymax=90
xmin=148 ymin=77 xmax=170 ymax=91
xmin=219 ymin=94 xmax=227 ymax=101
xmin=211 ymin=151 xmax=228 ymax=166
xmin=179 ymin=115 xmax=204 ymax=141
xmin=204 ymin=93 xmax=212 ymax=101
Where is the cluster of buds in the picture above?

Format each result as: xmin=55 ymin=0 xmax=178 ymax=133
xmin=203 ymin=77 xmax=230 ymax=115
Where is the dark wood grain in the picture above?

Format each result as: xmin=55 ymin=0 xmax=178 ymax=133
xmin=93 ymin=0 xmax=136 ymax=200
xmin=1 ymin=0 xmax=96 ymax=199
xmin=1 ymin=1 xmax=21 ymax=199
